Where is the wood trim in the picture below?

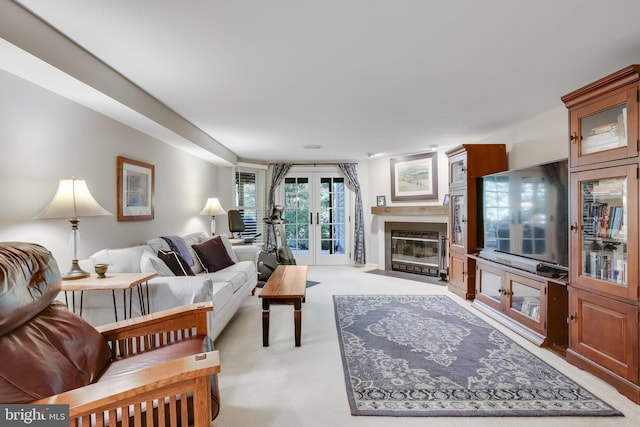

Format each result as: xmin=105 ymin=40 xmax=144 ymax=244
xmin=370 ymin=205 xmax=449 ymax=216
xmin=561 ymin=64 xmax=640 ymax=108
xmin=96 ymin=302 xmax=213 ymax=337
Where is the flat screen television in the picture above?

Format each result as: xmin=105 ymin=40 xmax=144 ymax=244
xmin=480 ymin=159 xmax=569 ymax=271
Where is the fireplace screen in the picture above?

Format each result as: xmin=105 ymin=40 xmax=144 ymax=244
xmin=391 ymin=230 xmax=440 ymax=276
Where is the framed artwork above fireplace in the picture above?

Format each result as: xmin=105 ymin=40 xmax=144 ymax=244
xmin=390 ymin=152 xmax=438 ymax=201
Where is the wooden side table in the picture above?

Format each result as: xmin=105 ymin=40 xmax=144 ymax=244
xmin=258 ymin=265 xmax=307 ymax=347
xmin=60 ymin=272 xmax=158 ymax=321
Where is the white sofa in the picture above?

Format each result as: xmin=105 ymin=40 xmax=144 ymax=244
xmin=71 ymin=232 xmax=258 ymax=342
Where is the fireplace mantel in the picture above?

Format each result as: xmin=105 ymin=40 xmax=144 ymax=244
xmin=371 ymin=206 xmax=449 ymax=216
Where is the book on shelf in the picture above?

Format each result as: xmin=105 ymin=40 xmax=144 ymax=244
xmin=610 ymin=206 xmax=623 ymax=238
xmin=585 ymin=251 xmax=626 ymax=283
xmin=582 ymin=202 xmax=624 ymax=238
xmin=591 ymin=179 xmax=624 ymax=195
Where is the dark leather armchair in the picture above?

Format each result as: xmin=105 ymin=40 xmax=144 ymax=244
xmin=0 ymin=241 xmax=220 ymax=426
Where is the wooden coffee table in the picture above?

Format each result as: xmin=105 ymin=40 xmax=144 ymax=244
xmin=258 ymin=265 xmax=308 ymax=347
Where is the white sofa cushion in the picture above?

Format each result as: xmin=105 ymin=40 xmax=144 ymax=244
xmin=210 ymin=281 xmax=234 ymax=313
xmin=206 ymin=266 xmax=251 ymax=293
xmin=90 ymin=245 xmax=152 ymax=273
xmin=146 ymin=276 xmax=214 ymax=312
xmin=216 ymin=261 xmax=256 ymax=286
xmin=146 ymin=237 xmax=170 ymax=252
xmin=140 ymin=250 xmax=174 ymax=276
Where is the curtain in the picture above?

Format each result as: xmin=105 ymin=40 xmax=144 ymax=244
xmin=338 ymin=163 xmax=366 ymax=265
xmin=266 ymin=163 xmax=291 ymax=251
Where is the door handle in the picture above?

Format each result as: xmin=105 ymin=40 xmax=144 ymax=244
xmin=569 ymin=132 xmax=578 ymax=143
xmin=310 ymin=213 xmax=313 ymax=224
xmin=317 ymin=212 xmax=320 ymax=224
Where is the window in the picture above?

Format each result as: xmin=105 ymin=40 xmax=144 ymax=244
xmin=234 ymin=166 xmax=266 ymax=244
xmin=283 ymin=177 xmax=310 ymax=254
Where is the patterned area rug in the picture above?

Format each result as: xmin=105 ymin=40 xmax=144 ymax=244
xmin=333 ymin=295 xmax=622 ymax=417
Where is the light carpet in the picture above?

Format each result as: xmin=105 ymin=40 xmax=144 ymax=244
xmin=334 ymin=294 xmax=622 ymax=417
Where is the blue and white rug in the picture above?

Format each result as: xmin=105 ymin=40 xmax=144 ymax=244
xmin=333 ymin=294 xmax=622 ymax=417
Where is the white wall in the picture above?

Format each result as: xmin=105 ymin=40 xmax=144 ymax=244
xmin=479 ymin=106 xmax=569 ymax=168
xmin=0 ymin=70 xmax=227 ymax=270
xmin=362 ymin=106 xmax=570 ymax=269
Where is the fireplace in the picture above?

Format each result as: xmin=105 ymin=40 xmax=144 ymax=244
xmin=384 ymin=222 xmax=447 ymax=277
xmin=391 ymin=230 xmax=441 ymax=276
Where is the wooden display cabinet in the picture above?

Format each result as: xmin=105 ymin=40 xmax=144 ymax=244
xmin=473 ymin=256 xmax=568 ymax=351
xmin=446 ymin=144 xmax=506 ymax=300
xmin=562 ymin=64 xmax=640 ymax=404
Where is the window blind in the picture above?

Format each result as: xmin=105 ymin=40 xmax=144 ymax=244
xmin=234 ymin=166 xmax=266 ymax=244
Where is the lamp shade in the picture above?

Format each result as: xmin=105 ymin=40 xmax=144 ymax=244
xmin=35 ymin=178 xmax=112 ymax=219
xmin=199 ymin=197 xmax=226 ymax=216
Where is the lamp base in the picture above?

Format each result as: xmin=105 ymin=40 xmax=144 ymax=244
xmin=61 ymin=260 xmax=90 ymax=280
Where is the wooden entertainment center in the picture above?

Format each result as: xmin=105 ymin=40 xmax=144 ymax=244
xmin=451 ymin=65 xmax=640 ymax=404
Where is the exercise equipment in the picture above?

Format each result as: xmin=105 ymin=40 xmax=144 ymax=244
xmin=257 ymin=205 xmax=297 ymax=284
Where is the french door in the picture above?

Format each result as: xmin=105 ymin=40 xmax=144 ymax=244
xmin=280 ymin=171 xmax=351 ymax=265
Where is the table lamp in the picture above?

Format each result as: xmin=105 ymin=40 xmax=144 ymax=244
xmin=199 ymin=197 xmax=226 ymax=235
xmin=35 ymin=177 xmax=112 ymax=280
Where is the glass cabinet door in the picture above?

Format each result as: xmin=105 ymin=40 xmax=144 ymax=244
xmin=449 ymin=155 xmax=467 ymax=186
xmin=476 ymin=262 xmax=504 ymax=311
xmin=570 ymin=88 xmax=638 ymax=167
xmin=571 ymin=165 xmax=638 ymax=300
xmin=450 ymin=189 xmax=466 ymax=250
xmin=507 ymin=273 xmax=546 ymax=333
xmin=510 ymin=281 xmax=541 ymax=321
xmin=580 ymin=104 xmax=627 ymax=155
xmin=509 ymin=274 xmax=546 ymax=323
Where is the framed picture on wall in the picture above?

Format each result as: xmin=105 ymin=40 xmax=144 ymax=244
xmin=390 ymin=152 xmax=438 ymax=201
xmin=376 ymin=195 xmax=386 ymax=206
xmin=117 ymin=156 xmax=155 ymax=221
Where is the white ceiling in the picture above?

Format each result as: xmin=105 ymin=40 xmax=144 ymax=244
xmin=7 ymin=0 xmax=640 ymax=163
